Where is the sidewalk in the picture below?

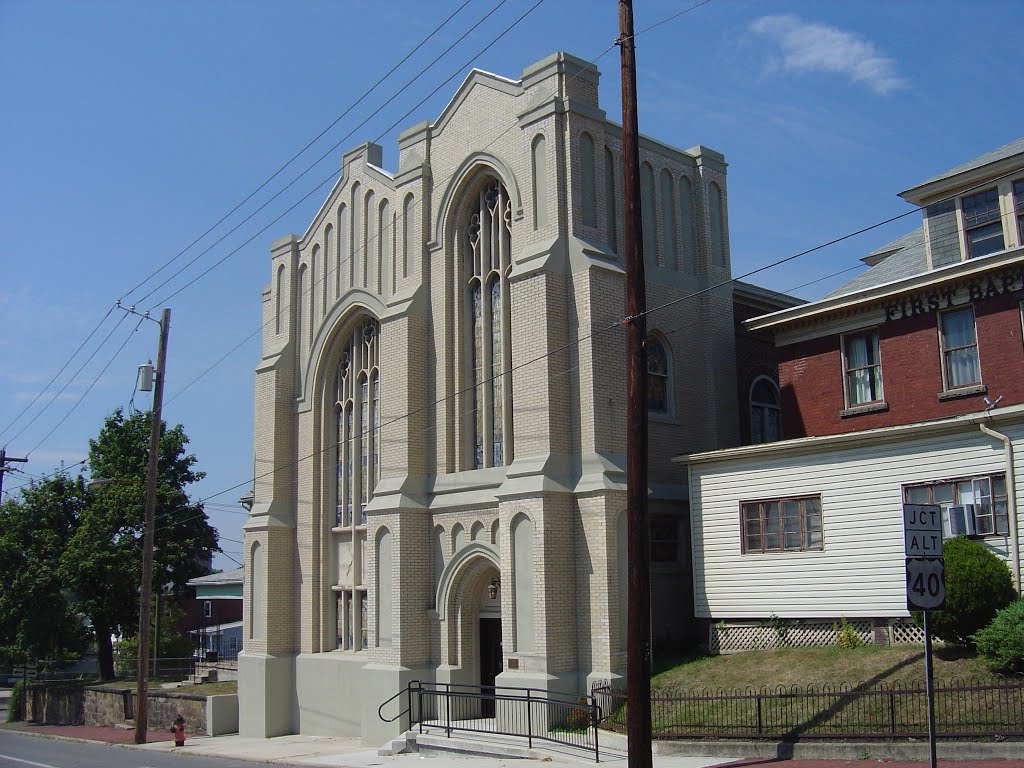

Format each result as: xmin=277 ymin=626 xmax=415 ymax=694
xmin=2 ymin=721 xmax=1022 ymax=768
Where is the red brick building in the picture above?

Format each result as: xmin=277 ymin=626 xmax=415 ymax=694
xmin=681 ymin=138 xmax=1024 ymax=651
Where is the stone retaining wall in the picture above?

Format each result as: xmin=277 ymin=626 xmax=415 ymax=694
xmin=25 ymin=683 xmax=223 ymax=736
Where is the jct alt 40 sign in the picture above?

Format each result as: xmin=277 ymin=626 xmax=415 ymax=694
xmin=903 ymin=504 xmax=946 ymax=611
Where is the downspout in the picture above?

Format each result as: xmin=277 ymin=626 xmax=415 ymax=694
xmin=978 ymin=421 xmax=1021 ymax=592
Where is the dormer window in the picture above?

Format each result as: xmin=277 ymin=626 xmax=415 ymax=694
xmin=962 ymin=187 xmax=1004 ymax=258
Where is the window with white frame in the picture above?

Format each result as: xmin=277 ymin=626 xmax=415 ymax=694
xmin=203 ymin=600 xmax=212 ymax=618
xmin=842 ymin=330 xmax=883 ymax=406
xmin=962 ymin=187 xmax=1004 ymax=258
xmin=904 ymin=475 xmax=1009 ymax=537
xmin=646 ymin=336 xmax=672 ymax=415
xmin=741 ymin=496 xmax=823 ymax=553
xmin=749 ymin=376 xmax=781 ymax=444
xmin=939 ymin=307 xmax=981 ymax=390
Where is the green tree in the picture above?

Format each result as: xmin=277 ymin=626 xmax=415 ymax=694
xmin=0 ymin=473 xmax=89 ymax=667
xmin=61 ymin=408 xmax=218 ymax=680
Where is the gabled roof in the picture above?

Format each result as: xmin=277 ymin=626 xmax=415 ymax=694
xmin=901 ymin=137 xmax=1024 ymax=204
xmin=824 ymin=227 xmax=926 ymax=298
xmin=907 ymin=137 xmax=1024 ymax=192
xmin=187 ymin=567 xmax=243 ymax=587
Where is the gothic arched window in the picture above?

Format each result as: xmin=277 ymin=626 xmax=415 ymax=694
xmin=464 ymin=177 xmax=513 ymax=469
xmin=750 ymin=376 xmax=781 ymax=444
xmin=647 ymin=335 xmax=672 ymax=415
xmin=335 ymin=318 xmax=380 ymax=527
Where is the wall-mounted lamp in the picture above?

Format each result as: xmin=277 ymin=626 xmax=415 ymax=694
xmin=488 ymin=578 xmax=500 ymax=600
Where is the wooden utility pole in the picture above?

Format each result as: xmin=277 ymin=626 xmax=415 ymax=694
xmin=135 ymin=307 xmax=170 ymax=745
xmin=619 ymin=2 xmax=652 ymax=766
xmin=0 ymin=448 xmax=29 ymax=498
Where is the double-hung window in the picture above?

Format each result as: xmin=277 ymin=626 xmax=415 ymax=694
xmin=904 ymin=475 xmax=1009 ymax=537
xmin=842 ymin=330 xmax=883 ymax=406
xmin=741 ymin=496 xmax=823 ymax=553
xmin=939 ymin=307 xmax=981 ymax=390
xmin=649 ymin=516 xmax=680 ymax=563
xmin=962 ymin=187 xmax=1004 ymax=258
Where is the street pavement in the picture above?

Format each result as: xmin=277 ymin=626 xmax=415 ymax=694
xmin=0 ymin=722 xmax=1021 ymax=768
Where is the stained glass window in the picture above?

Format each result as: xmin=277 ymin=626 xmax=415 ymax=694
xmin=463 ymin=176 xmax=513 ymax=470
xmin=647 ymin=337 xmax=670 ymax=414
xmin=334 ymin=319 xmax=379 ymax=528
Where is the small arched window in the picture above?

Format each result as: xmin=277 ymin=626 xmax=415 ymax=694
xmin=659 ymin=169 xmax=677 ymax=268
xmin=250 ymin=541 xmax=264 ymax=640
xmin=646 ymin=335 xmax=672 ymax=415
xmin=275 ymin=264 xmax=285 ymax=335
xmin=336 ymin=204 xmax=348 ymax=297
xmin=678 ymin=176 xmax=696 ymax=272
xmin=580 ymin=132 xmax=596 ymax=228
xmin=709 ymin=181 xmax=725 ymax=266
xmin=640 ymin=162 xmax=657 ymax=265
xmin=750 ymin=376 xmax=782 ymax=444
xmin=324 ymin=224 xmax=334 ymax=305
xmin=403 ymin=194 xmax=415 ymax=279
xmin=531 ymin=134 xmax=548 ymax=229
xmin=604 ymin=147 xmax=618 ymax=252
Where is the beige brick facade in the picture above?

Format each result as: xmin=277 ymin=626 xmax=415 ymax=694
xmin=240 ymin=51 xmax=757 ymax=743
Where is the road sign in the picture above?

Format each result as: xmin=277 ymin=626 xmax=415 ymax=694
xmin=906 ymin=557 xmax=946 ymax=610
xmin=903 ymin=503 xmax=943 ymax=557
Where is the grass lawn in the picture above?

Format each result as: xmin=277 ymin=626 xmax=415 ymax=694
xmin=599 ymin=646 xmax=1018 ymax=739
xmin=651 ymin=645 xmax=1001 ymax=691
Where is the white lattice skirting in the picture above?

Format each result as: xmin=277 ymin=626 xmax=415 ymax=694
xmin=709 ymin=619 xmax=926 ymax=654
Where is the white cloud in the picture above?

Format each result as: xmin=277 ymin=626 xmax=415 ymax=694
xmin=750 ymin=14 xmax=907 ymax=95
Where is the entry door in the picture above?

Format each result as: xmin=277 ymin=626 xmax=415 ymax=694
xmin=479 ymin=617 xmax=502 ymax=717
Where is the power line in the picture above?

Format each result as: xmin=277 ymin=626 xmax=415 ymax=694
xmin=5 ymin=312 xmax=130 ymax=451
xmin=187 ymin=163 xmax=1014 ymax=510
xmin=147 ymin=0 xmax=549 ymax=311
xmin=0 ymin=0 xmax=493 ymax=452
xmin=9 ymin=0 xmax=556 ymax=483
xmin=27 ymin=316 xmax=146 ymax=457
xmin=134 ymin=0 xmax=521 ymax=309
xmin=119 ymin=0 xmax=482 ymax=306
xmin=0 ymin=306 xmax=115 ymax=446
xmin=149 ymin=256 xmax=877 ymax=538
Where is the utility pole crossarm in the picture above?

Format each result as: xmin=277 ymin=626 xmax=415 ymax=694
xmin=0 ymin=448 xmax=29 ymax=498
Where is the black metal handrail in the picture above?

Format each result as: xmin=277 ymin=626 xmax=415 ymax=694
xmin=380 ymin=681 xmax=601 ymax=762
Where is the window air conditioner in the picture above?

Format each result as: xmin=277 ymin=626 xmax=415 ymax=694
xmin=946 ymin=505 xmax=978 ymax=537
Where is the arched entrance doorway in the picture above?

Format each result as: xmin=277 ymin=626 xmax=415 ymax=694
xmin=437 ymin=545 xmax=502 ymax=713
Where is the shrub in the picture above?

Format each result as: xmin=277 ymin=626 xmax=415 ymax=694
xmin=923 ymin=536 xmax=1016 ymax=646
xmin=972 ymin=599 xmax=1024 ymax=673
xmin=7 ymin=679 xmax=26 ymax=722
xmin=834 ymin=617 xmax=862 ymax=649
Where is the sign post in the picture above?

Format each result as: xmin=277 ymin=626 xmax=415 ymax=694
xmin=903 ymin=503 xmax=943 ymax=768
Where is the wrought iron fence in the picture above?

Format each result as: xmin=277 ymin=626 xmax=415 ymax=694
xmin=112 ymin=656 xmax=197 ymax=681
xmin=592 ymin=677 xmax=1024 ymax=740
xmin=380 ymin=681 xmax=601 ymax=760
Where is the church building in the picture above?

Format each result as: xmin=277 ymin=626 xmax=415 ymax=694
xmin=240 ymin=51 xmax=795 ymax=743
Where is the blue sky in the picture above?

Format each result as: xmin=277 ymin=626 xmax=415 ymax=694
xmin=2 ymin=0 xmax=1022 ymax=570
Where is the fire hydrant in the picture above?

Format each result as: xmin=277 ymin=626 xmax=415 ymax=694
xmin=171 ymin=715 xmax=187 ymax=746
